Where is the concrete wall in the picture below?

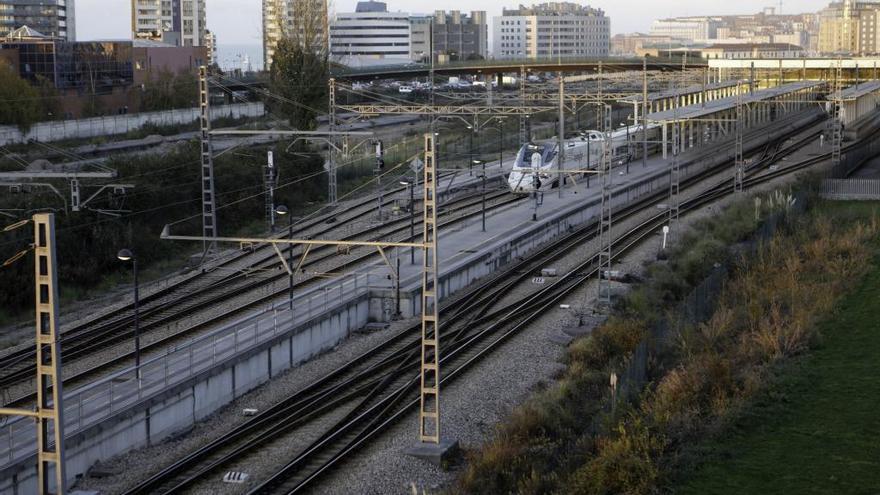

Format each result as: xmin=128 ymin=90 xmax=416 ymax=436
xmin=0 ymin=102 xmax=265 ymax=146
xmin=0 ymin=296 xmax=369 ymax=495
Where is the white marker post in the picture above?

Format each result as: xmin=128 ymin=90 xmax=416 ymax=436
xmin=661 ymin=225 xmax=670 ymax=250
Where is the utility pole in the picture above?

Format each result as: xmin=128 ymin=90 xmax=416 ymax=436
xmin=0 ymin=213 xmax=66 ymax=495
xmin=198 ymin=66 xmax=218 ymax=259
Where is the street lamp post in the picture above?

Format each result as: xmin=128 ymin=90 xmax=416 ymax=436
xmin=275 ymin=205 xmax=294 ymax=311
xmin=400 ymin=180 xmax=416 ymax=264
xmin=117 ymin=249 xmax=140 ymax=380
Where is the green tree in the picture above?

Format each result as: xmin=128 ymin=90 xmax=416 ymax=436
xmin=141 ymin=68 xmax=199 ymax=112
xmin=0 ymin=63 xmax=41 ymax=131
xmin=268 ymin=0 xmax=329 ymax=130
xmin=34 ymin=75 xmax=62 ymax=120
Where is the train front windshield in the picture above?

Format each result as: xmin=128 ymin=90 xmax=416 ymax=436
xmin=521 ymin=144 xmax=555 ymax=168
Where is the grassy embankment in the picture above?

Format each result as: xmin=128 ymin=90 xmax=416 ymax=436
xmin=673 ymin=203 xmax=880 ymax=494
xmin=452 ymin=195 xmax=880 ymax=495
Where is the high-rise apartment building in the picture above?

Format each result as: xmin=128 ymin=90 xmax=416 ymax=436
xmin=131 ymin=0 xmax=207 ymax=47
xmin=818 ymin=0 xmax=880 ymax=55
xmin=205 ymin=29 xmax=216 ymax=65
xmin=330 ymin=1 xmax=411 ymax=67
xmin=0 ymin=0 xmax=76 ymax=41
xmin=493 ymin=2 xmax=609 ymax=59
xmin=263 ymin=0 xmax=328 ymax=69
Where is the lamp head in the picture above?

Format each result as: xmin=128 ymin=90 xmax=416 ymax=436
xmin=275 ymin=205 xmax=289 ymax=216
xmin=117 ymin=249 xmax=134 ymax=262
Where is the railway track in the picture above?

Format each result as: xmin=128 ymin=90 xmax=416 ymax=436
xmin=0 ymin=182 xmax=520 ymax=406
xmin=121 ymin=118 xmax=829 ymax=495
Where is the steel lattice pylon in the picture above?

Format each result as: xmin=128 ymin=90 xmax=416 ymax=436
xmin=418 ymin=133 xmax=441 ymax=443
xmin=198 ymin=66 xmax=218 ymax=257
xmin=328 ymin=78 xmax=338 ymax=206
xmin=0 ymin=214 xmax=68 ymax=494
xmin=669 ymin=121 xmax=681 ymax=229
xmin=34 ymin=214 xmax=66 ymax=494
xmin=597 ymin=104 xmax=613 ymax=305
xmin=519 ymin=65 xmax=527 ymax=144
xmin=831 ymin=61 xmax=844 ymax=175
xmin=734 ymin=82 xmax=745 ymax=193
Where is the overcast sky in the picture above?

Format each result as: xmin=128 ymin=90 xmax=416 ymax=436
xmin=76 ymin=0 xmax=832 ymax=45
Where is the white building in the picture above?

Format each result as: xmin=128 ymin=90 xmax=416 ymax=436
xmin=330 ymin=1 xmax=412 ymax=67
xmin=131 ymin=0 xmax=207 ymax=47
xmin=649 ymin=17 xmax=720 ymax=43
xmin=493 ymin=2 xmax=609 ymax=59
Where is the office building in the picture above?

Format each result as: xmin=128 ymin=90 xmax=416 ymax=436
xmin=131 ymin=0 xmax=207 ymax=47
xmin=493 ymin=2 xmax=609 ymax=59
xmin=611 ymin=33 xmax=678 ymax=56
xmin=431 ymin=10 xmax=487 ymax=61
xmin=0 ymin=0 xmax=76 ymax=41
xmin=650 ymin=17 xmax=720 ymax=42
xmin=1 ymin=27 xmax=206 ymax=117
xmin=330 ymin=1 xmax=410 ymax=67
xmin=409 ymin=14 xmax=431 ymax=61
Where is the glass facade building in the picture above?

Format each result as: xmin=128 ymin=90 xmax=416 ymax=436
xmin=1 ymin=40 xmax=133 ymax=92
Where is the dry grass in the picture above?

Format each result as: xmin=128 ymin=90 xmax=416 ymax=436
xmin=452 ymin=197 xmax=880 ymax=495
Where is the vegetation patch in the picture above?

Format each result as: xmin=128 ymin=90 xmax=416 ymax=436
xmin=673 ymin=202 xmax=880 ymax=494
xmin=452 ymin=194 xmax=880 ymax=495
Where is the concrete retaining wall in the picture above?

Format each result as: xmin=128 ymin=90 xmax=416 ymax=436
xmin=0 ymin=296 xmax=369 ymax=495
xmin=0 ymin=102 xmax=265 ymax=146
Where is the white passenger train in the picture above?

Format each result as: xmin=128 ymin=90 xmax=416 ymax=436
xmin=507 ymin=123 xmax=662 ymax=194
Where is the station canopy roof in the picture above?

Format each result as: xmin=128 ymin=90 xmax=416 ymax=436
xmin=620 ymin=80 xmax=740 ymax=104
xmin=646 ymin=81 xmax=824 ymax=122
xmin=827 ymin=81 xmax=880 ymax=101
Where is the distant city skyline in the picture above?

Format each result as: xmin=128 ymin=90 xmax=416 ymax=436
xmin=75 ymin=0 xmax=831 ymax=46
